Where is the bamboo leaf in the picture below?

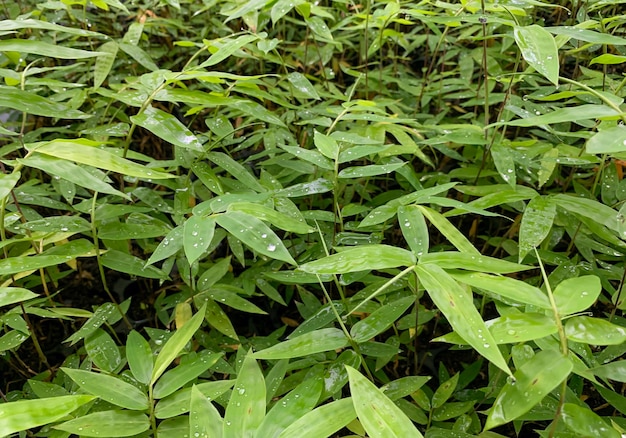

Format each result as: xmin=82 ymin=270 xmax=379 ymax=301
xmin=252 ymin=328 xmax=349 ymax=360
xmin=514 ymin=25 xmax=559 ymax=86
xmin=416 ymin=264 xmax=510 ymax=375
xmin=151 ymin=304 xmax=207 ymax=385
xmin=398 ymin=205 xmax=429 ymax=258
xmin=299 ymin=245 xmax=416 ymax=274
xmin=553 ymin=276 xmax=602 ymax=315
xmin=216 ymin=211 xmax=296 ymax=265
xmin=183 ymin=216 xmax=216 ymax=265
xmin=0 ymin=395 xmax=95 ymax=436
xmin=54 ymin=410 xmax=149 ymax=437
xmin=519 ymin=196 xmax=556 ymax=261
xmin=223 ymin=354 xmax=266 ymax=438
xmin=131 ymin=106 xmax=204 ymax=152
xmin=126 ymin=330 xmax=154 ymax=385
xmin=485 ymin=350 xmax=573 ymax=430
xmin=347 ymin=366 xmax=423 ymax=438
xmin=0 ymin=39 xmax=105 ymax=59
xmin=278 ymin=398 xmax=356 ymax=438
xmin=61 ymin=368 xmax=149 ymax=410
xmin=565 ymin=316 xmax=626 ymax=345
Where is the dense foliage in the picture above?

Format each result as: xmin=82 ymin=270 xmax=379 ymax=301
xmin=1 ymin=0 xmax=626 ymax=436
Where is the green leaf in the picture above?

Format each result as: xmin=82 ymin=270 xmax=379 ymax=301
xmin=519 ymin=196 xmax=556 ymax=261
xmin=565 ymin=316 xmax=626 ymax=345
xmin=350 ymin=296 xmax=414 ymax=343
xmin=127 ymin=330 xmax=154 ymax=385
xmin=547 ymin=26 xmax=626 ymax=45
xmin=314 ymin=130 xmax=339 ymax=160
xmin=31 ymin=140 xmax=174 ymax=179
xmin=183 ymin=216 xmax=216 ymax=265
xmin=223 ymin=353 xmax=265 ymax=437
xmin=201 ymin=288 xmax=266 ymax=314
xmin=256 ymin=374 xmax=323 ymax=437
xmin=346 ymin=366 xmax=423 ymax=438
xmin=420 ymin=252 xmax=530 ymax=274
xmin=151 ymin=304 xmax=207 ymax=385
xmin=554 ymin=194 xmax=621 ymax=234
xmin=61 ymin=368 xmax=149 ymax=410
xmin=118 ymin=42 xmax=158 ymax=71
xmin=65 ymin=302 xmax=116 ymax=345
xmin=252 ymin=328 xmax=349 ymax=360
xmin=228 ymin=202 xmax=315 ymax=234
xmin=54 ymin=410 xmax=150 ymax=437
xmin=100 ymin=250 xmax=168 ymax=280
xmin=451 ymin=272 xmax=551 ymax=309
xmin=0 ymin=239 xmax=95 ymax=276
xmin=280 ymin=145 xmax=334 ymax=170
xmin=153 ymin=351 xmax=222 ymax=399
xmin=21 ymin=216 xmax=91 ymax=234
xmin=216 ymin=211 xmax=296 ymax=265
xmin=398 ymin=205 xmax=429 ymax=258
xmin=287 ymin=72 xmax=320 ymax=100
xmin=207 ymin=152 xmax=266 ymax=193
xmin=275 ymin=178 xmax=334 ymax=198
xmin=514 ymin=25 xmax=559 ymax=86
xmin=202 ymin=34 xmax=261 ymax=65
xmin=18 ymin=154 xmax=129 ymax=199
xmin=299 ymin=245 xmax=416 ymax=274
xmin=131 ymin=106 xmax=204 ymax=152
xmin=485 ymin=350 xmax=573 ymax=430
xmin=561 ymin=403 xmax=620 ymax=438
xmin=486 ymin=313 xmax=557 ymax=344
xmin=417 ymin=206 xmax=480 ymax=255
xmin=145 ymin=226 xmax=184 ymax=266
xmin=0 ymin=39 xmax=105 ymax=59
xmin=0 ymin=330 xmax=28 ymax=352
xmin=503 ymin=105 xmax=621 ymax=127
xmin=491 ymin=142 xmax=516 ymax=187
xmin=432 ymin=373 xmax=459 ymax=409
xmin=0 ymin=172 xmax=20 ymax=201
xmin=278 ymin=398 xmax=356 ymax=438
xmin=0 ymin=18 xmax=103 ymax=37
xmin=0 ymin=395 xmax=95 ymax=436
xmin=85 ymin=329 xmax=121 ymax=373
xmin=306 ymin=16 xmax=333 ymax=41
xmin=93 ymin=41 xmax=118 ymax=90
xmin=190 ymin=385 xmax=222 ymax=438
xmin=338 ymin=162 xmax=406 ymax=179
xmin=416 ymin=264 xmax=510 ymax=375
xmin=553 ymin=276 xmax=602 ymax=315
xmin=586 ymin=125 xmax=626 ymax=154
xmin=155 ymin=381 xmax=234 ymax=419
xmin=271 ymin=0 xmax=303 ymax=23
xmin=0 ymin=87 xmax=88 ymax=118
xmin=0 ymin=287 xmax=38 ymax=307
xmin=590 ymin=360 xmax=626 ymax=383
xmin=590 ymin=53 xmax=626 ymax=65
xmin=202 ymin=297 xmax=239 ymax=340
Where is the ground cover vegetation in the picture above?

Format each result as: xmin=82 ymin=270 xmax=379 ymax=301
xmin=0 ymin=0 xmax=625 ymax=436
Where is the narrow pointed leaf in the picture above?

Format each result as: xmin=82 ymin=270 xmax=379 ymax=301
xmin=151 ymin=304 xmax=207 ymax=384
xmin=346 ymin=366 xmax=423 ymax=438
xmin=31 ymin=140 xmax=173 ymax=179
xmin=0 ymin=172 xmax=20 ymax=201
xmin=126 ymin=330 xmax=153 ymax=385
xmin=216 ymin=211 xmax=296 ymax=264
xmin=61 ymin=368 xmax=149 ymax=410
xmin=586 ymin=125 xmax=626 ymax=154
xmin=155 ymin=380 xmax=234 ymax=419
xmin=228 ymin=202 xmax=315 ymax=234
xmin=145 ymin=226 xmax=184 ymax=266
xmin=207 ymin=152 xmax=266 ymax=192
xmin=299 ymin=245 xmax=416 ymax=274
xmin=183 ymin=216 xmax=215 ymax=265
xmin=287 ymin=72 xmax=320 ymax=99
xmin=485 ymin=350 xmax=573 ymax=430
xmin=54 ymin=410 xmax=149 ymax=437
xmin=350 ymin=296 xmax=414 ymax=343
xmin=256 ymin=374 xmax=323 ymax=437
xmin=416 ymin=264 xmax=510 ymax=375
xmin=153 ymin=351 xmax=222 ymax=399
xmin=131 ymin=106 xmax=204 ymax=152
xmin=0 ymin=87 xmax=88 ymax=118
xmin=565 ymin=316 xmax=626 ymax=345
xmin=278 ymin=398 xmax=356 ymax=438
xmin=561 ymin=403 xmax=620 ymax=438
xmin=18 ymin=155 xmax=129 ymax=199
xmin=93 ymin=41 xmax=118 ymax=90
xmin=338 ymin=162 xmax=406 ymax=179
xmin=0 ymin=39 xmax=105 ymax=59
xmin=553 ymin=276 xmax=601 ymax=315
xmin=252 ymin=328 xmax=349 ymax=360
xmin=0 ymin=395 xmax=95 ymax=436
xmin=398 ymin=205 xmax=429 ymax=257
xmin=0 ymin=287 xmax=38 ymax=307
xmin=514 ymin=25 xmax=559 ymax=86
xmin=314 ymin=130 xmax=339 ymax=159
xmin=223 ymin=354 xmax=265 ymax=438
xmin=420 ymin=252 xmax=530 ymax=274
xmin=519 ymin=196 xmax=556 ymax=261
xmin=190 ymin=386 xmax=222 ymax=438
xmin=417 ymin=206 xmax=480 ymax=255
xmin=451 ymin=272 xmax=551 ymax=309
